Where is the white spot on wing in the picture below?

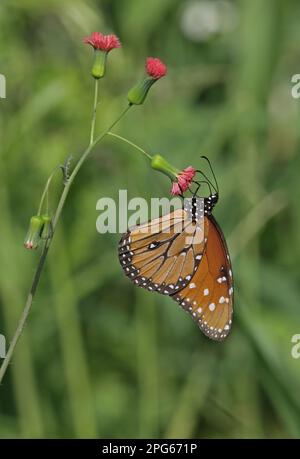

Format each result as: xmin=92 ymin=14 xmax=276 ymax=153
xmin=209 ymin=303 xmax=216 ymax=311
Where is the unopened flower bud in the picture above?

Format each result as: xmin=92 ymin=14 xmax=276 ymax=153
xmin=41 ymin=214 xmax=52 ymax=240
xmin=24 ymin=216 xmax=45 ymax=250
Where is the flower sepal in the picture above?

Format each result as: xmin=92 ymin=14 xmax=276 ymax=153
xmin=40 ymin=215 xmax=52 ymax=240
xmin=127 ymin=77 xmax=155 ymax=106
xmin=92 ymin=49 xmax=108 ymax=79
xmin=150 ymin=154 xmax=179 ymax=180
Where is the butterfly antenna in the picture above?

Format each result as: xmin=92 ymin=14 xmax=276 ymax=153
xmin=195 ymin=170 xmax=215 ymax=194
xmin=200 ymin=155 xmax=219 ymax=193
xmin=192 ymin=179 xmax=212 ymax=196
xmin=190 ymin=181 xmax=201 ymax=197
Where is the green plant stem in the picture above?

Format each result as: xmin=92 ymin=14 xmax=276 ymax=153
xmin=0 ymin=103 xmax=131 ymax=384
xmin=107 ymin=131 xmax=152 ymax=161
xmin=0 ymin=244 xmax=50 ymax=384
xmin=89 ymin=79 xmax=99 ymax=145
xmin=52 ymin=105 xmax=131 ymax=229
xmin=37 ymin=166 xmax=61 ymax=215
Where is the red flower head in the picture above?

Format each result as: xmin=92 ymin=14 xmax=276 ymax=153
xmin=84 ymin=32 xmax=121 ymax=52
xmin=146 ymin=57 xmax=167 ymax=80
xmin=171 ymin=166 xmax=196 ymax=196
xmin=127 ymin=57 xmax=167 ymax=105
xmin=171 ymin=182 xmax=181 ymax=196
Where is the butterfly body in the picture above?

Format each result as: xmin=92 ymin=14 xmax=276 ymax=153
xmin=204 ymin=193 xmax=218 ymax=215
xmin=118 ymin=191 xmax=233 ymax=341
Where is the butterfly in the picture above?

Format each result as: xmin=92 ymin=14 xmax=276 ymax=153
xmin=118 ymin=157 xmax=233 ymax=341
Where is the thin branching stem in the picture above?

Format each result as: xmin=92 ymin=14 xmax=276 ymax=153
xmin=0 ymin=100 xmax=132 ymax=384
xmin=37 ymin=166 xmax=61 ymax=216
xmin=107 ymin=131 xmax=152 ymax=161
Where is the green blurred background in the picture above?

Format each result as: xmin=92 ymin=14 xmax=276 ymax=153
xmin=0 ymin=0 xmax=300 ymax=439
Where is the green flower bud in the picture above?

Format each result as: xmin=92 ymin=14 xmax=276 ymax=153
xmin=40 ymin=215 xmax=52 ymax=240
xmin=127 ymin=77 xmax=156 ymax=105
xmin=92 ymin=50 xmax=108 ymax=79
xmin=150 ymin=154 xmax=179 ymax=180
xmin=24 ymin=216 xmax=45 ymax=250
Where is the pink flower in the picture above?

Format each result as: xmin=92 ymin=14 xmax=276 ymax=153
xmin=83 ymin=32 xmax=121 ymax=52
xmin=171 ymin=182 xmax=181 ymax=196
xmin=177 ymin=175 xmax=189 ymax=190
xmin=171 ymin=166 xmax=196 ymax=196
xmin=181 ymin=166 xmax=196 ymax=182
xmin=146 ymin=57 xmax=167 ymax=80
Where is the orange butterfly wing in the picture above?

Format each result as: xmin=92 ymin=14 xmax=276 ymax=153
xmin=171 ymin=215 xmax=233 ymax=341
xmin=118 ymin=198 xmax=234 ymax=342
xmin=119 ymin=208 xmax=208 ymax=294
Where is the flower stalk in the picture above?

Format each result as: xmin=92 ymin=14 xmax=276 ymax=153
xmin=90 ymin=79 xmax=99 ymax=145
xmin=0 ymin=100 xmax=132 ymax=384
xmin=0 ymin=33 xmax=169 ymax=385
xmin=107 ymin=132 xmax=152 ymax=161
